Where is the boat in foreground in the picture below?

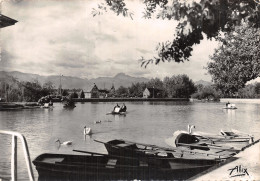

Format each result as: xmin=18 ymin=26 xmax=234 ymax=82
xmin=33 ymin=150 xmax=221 ymax=181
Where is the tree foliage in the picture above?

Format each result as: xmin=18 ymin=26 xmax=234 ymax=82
xmin=238 ymin=83 xmax=260 ymax=98
xmin=93 ymin=0 xmax=260 ymax=66
xmin=79 ymin=90 xmax=85 ymax=98
xmin=191 ymin=84 xmax=220 ymax=100
xmin=163 ymin=74 xmax=196 ymax=98
xmin=116 ymin=86 xmax=129 ymax=97
xmin=207 ymin=23 xmax=260 ymax=96
xmin=128 ymin=82 xmax=146 ymax=97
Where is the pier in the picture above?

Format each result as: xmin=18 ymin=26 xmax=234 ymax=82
xmin=192 ymin=139 xmax=260 ymax=180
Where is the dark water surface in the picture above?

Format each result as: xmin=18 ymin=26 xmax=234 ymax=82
xmin=0 ymin=100 xmax=260 ymax=180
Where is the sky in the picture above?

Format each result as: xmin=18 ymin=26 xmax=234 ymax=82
xmin=0 ymin=0 xmax=220 ymax=82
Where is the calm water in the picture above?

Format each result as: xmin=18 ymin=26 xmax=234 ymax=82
xmin=0 ymin=100 xmax=260 ymax=180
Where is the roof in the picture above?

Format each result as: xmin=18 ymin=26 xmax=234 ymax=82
xmin=0 ymin=14 xmax=18 ymax=28
xmin=99 ymin=89 xmax=109 ymax=93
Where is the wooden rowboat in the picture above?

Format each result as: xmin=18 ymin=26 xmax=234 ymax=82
xmin=33 ymin=150 xmax=222 ymax=181
xmin=94 ymin=139 xmax=237 ymax=160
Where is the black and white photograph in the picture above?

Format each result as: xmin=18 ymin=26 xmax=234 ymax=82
xmin=0 ymin=0 xmax=260 ymax=180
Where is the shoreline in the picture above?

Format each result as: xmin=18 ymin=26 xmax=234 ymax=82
xmin=72 ymin=98 xmax=189 ymax=102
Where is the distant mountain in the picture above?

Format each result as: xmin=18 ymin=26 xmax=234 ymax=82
xmin=0 ymin=71 xmax=149 ymax=90
xmin=195 ymin=80 xmax=213 ymax=86
xmin=89 ymin=73 xmax=149 ymax=91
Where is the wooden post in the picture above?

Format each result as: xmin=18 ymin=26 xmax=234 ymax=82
xmin=11 ymin=135 xmax=17 ymax=181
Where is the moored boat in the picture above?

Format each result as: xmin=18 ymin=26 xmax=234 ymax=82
xmin=33 ymin=150 xmax=221 ymax=181
xmin=95 ymin=139 xmax=236 ymax=160
xmin=0 ymin=102 xmax=25 ymax=110
xmin=166 ymin=130 xmax=251 ymax=153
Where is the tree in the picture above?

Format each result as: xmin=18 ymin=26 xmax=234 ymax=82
xmin=238 ymin=84 xmax=257 ymax=98
xmin=43 ymin=81 xmax=55 ymax=95
xmin=128 ymin=82 xmax=146 ymax=97
xmin=62 ymin=89 xmax=69 ymax=96
xmin=23 ymin=80 xmax=43 ymax=102
xmin=146 ymin=78 xmax=167 ymax=97
xmin=163 ymin=74 xmax=196 ymax=98
xmin=191 ymin=85 xmax=220 ymax=100
xmin=116 ymin=86 xmax=129 ymax=97
xmin=255 ymin=83 xmax=260 ymax=95
xmin=79 ymin=90 xmax=85 ymax=98
xmin=93 ymin=0 xmax=260 ymax=66
xmin=146 ymin=78 xmax=163 ymax=89
xmin=207 ymin=23 xmax=260 ymax=96
xmin=70 ymin=92 xmax=79 ymax=99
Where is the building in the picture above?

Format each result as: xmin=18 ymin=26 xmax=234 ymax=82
xmin=90 ymin=84 xmax=99 ymax=98
xmin=84 ymin=92 xmax=91 ymax=98
xmin=83 ymin=84 xmax=116 ymax=98
xmin=143 ymin=87 xmax=163 ymax=98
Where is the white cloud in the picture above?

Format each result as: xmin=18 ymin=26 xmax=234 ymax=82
xmin=0 ymin=0 xmax=218 ymax=81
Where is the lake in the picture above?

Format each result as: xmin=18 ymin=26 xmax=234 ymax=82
xmin=0 ymin=100 xmax=260 ymax=180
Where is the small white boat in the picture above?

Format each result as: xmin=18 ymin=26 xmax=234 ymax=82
xmin=165 ymin=125 xmax=253 ymax=151
xmin=223 ymin=104 xmax=237 ymax=109
xmin=41 ymin=103 xmax=53 ymax=109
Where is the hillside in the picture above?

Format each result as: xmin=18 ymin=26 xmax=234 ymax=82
xmin=0 ymin=71 xmax=149 ymax=90
xmin=195 ymin=80 xmax=212 ymax=86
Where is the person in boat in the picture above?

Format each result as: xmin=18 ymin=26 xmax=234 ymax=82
xmin=113 ymin=103 xmax=120 ymax=113
xmin=226 ymin=101 xmax=230 ymax=107
xmin=120 ymin=103 xmax=127 ymax=112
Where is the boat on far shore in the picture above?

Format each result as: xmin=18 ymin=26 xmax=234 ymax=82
xmin=0 ymin=102 xmax=40 ymax=110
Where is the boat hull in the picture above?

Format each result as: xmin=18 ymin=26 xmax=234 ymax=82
xmin=33 ymin=153 xmax=217 ymax=181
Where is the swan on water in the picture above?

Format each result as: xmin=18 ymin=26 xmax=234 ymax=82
xmin=188 ymin=125 xmax=195 ymax=134
xmin=55 ymin=139 xmax=72 ymax=145
xmin=84 ymin=126 xmax=92 ymax=135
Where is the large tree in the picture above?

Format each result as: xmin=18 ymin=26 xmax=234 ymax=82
xmin=207 ymin=23 xmax=260 ymax=96
xmin=163 ymin=74 xmax=196 ymax=98
xmin=93 ymin=0 xmax=260 ymax=66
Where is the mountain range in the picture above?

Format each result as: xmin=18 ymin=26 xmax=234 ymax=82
xmin=0 ymin=71 xmax=150 ymax=90
xmin=0 ymin=71 xmax=212 ymax=90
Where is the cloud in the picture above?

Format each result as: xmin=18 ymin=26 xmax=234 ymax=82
xmin=1 ymin=0 xmax=218 ymax=81
xmin=136 ymin=48 xmax=152 ymax=54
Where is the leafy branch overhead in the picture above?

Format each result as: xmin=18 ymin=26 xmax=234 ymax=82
xmin=92 ymin=1 xmax=134 ymax=19
xmin=93 ymin=0 xmax=260 ymax=65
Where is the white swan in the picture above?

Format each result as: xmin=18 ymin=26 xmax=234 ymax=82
xmin=188 ymin=124 xmax=195 ymax=134
xmin=55 ymin=139 xmax=72 ymax=145
xmin=84 ymin=126 xmax=92 ymax=135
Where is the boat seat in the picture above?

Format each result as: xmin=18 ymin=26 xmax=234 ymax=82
xmin=106 ymin=159 xmax=117 ymax=168
xmin=117 ymin=143 xmax=136 ymax=147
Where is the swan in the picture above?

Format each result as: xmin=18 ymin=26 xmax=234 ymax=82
xmin=84 ymin=126 xmax=92 ymax=135
xmin=188 ymin=125 xmax=195 ymax=134
xmin=55 ymin=139 xmax=72 ymax=145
